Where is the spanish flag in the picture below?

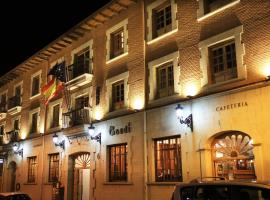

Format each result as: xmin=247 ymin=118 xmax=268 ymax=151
xmin=42 ymin=78 xmax=64 ymax=105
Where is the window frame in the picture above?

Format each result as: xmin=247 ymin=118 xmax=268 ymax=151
xmin=146 ymin=0 xmax=178 ymax=43
xmin=30 ymin=70 xmax=42 ymax=99
xmin=0 ymin=90 xmax=8 ymax=112
xmin=48 ymin=153 xmax=60 ymax=183
xmin=154 ymin=135 xmax=182 ymax=182
xmin=148 ymin=51 xmax=180 ymax=101
xmin=108 ymin=143 xmax=128 ymax=182
xmin=29 ymin=108 xmax=40 ymax=135
xmin=106 ymin=19 xmax=128 ymax=63
xmin=27 ymin=156 xmax=37 ymax=183
xmin=199 ymin=25 xmax=245 ymax=87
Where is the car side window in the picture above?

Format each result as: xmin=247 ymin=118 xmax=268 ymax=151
xmin=231 ymin=186 xmax=270 ymax=200
xmin=181 ymin=186 xmax=193 ymax=200
xmin=195 ymin=185 xmax=230 ymax=200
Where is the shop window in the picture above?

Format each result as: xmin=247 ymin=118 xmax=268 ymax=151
xmin=112 ymin=80 xmax=125 ymax=111
xmin=199 ymin=26 xmax=245 ymax=87
xmin=51 ymin=104 xmax=60 ymax=128
xmin=154 ymin=136 xmax=182 ymax=182
xmin=197 ymin=0 xmax=240 ymax=20
xmin=108 ymin=143 xmax=127 ymax=182
xmin=148 ymin=51 xmax=179 ymax=101
xmin=106 ymin=19 xmax=128 ymax=62
xmin=210 ymin=40 xmax=237 ymax=84
xmin=27 ymin=156 xmax=37 ymax=183
xmin=147 ymin=0 xmax=178 ymax=42
xmin=156 ymin=63 xmax=174 ymax=98
xmin=48 ymin=153 xmax=59 ymax=182
xmin=212 ymin=132 xmax=256 ymax=180
xmin=31 ymin=72 xmax=41 ymax=97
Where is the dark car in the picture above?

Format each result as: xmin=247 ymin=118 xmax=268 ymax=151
xmin=171 ymin=177 xmax=270 ymax=200
xmin=0 ymin=192 xmax=31 ymax=200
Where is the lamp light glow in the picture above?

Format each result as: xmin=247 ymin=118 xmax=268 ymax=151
xmin=88 ymin=124 xmax=95 ymax=137
xmin=52 ymin=133 xmax=58 ymax=144
xmin=133 ymin=98 xmax=144 ymax=110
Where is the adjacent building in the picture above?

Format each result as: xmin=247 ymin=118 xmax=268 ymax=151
xmin=0 ymin=0 xmax=270 ymax=200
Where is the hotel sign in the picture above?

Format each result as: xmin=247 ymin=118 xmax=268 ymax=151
xmin=109 ymin=122 xmax=132 ymax=136
xmin=216 ymin=102 xmax=248 ymax=112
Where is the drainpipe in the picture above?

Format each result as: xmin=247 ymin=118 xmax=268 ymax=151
xmin=198 ymin=138 xmax=203 ymax=180
xmin=143 ymin=110 xmax=148 ymax=200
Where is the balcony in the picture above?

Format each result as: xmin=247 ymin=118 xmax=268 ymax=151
xmin=66 ymin=63 xmax=93 ymax=90
xmin=0 ymin=103 xmax=7 ymax=120
xmin=7 ymin=95 xmax=22 ymax=115
xmin=6 ymin=130 xmax=19 ymax=143
xmin=62 ymin=107 xmax=90 ymax=135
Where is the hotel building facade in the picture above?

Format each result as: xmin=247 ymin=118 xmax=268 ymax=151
xmin=0 ymin=0 xmax=270 ymax=199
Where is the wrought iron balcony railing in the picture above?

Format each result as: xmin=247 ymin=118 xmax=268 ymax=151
xmin=0 ymin=105 xmax=7 ymax=113
xmin=67 ymin=63 xmax=93 ymax=81
xmin=63 ymin=107 xmax=90 ymax=128
xmin=8 ymin=95 xmax=21 ymax=110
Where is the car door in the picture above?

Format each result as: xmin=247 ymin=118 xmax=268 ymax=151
xmin=230 ymin=185 xmax=270 ymax=200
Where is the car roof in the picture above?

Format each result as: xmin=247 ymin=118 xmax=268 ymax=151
xmin=0 ymin=192 xmax=29 ymax=197
xmin=175 ymin=180 xmax=270 ymax=189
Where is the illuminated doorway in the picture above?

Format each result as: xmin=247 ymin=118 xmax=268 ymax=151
xmin=212 ymin=131 xmax=256 ymax=180
xmin=68 ymin=152 xmax=91 ymax=200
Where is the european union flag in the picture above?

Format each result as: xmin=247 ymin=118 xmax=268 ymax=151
xmin=48 ymin=61 xmax=66 ymax=82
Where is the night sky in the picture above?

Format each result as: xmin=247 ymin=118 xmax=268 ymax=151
xmin=0 ymin=0 xmax=111 ymax=77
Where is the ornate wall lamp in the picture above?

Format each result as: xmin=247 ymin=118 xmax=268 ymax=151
xmin=88 ymin=123 xmax=101 ymax=144
xmin=175 ymin=104 xmax=193 ymax=132
xmin=13 ymin=142 xmax=23 ymax=157
xmin=52 ymin=133 xmax=65 ymax=150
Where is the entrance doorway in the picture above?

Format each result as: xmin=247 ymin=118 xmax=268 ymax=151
xmin=212 ymin=131 xmax=256 ymax=180
xmin=7 ymin=161 xmax=16 ymax=192
xmin=68 ymin=152 xmax=91 ymax=200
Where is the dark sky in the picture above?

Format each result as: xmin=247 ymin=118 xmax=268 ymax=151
xmin=0 ymin=0 xmax=111 ymax=77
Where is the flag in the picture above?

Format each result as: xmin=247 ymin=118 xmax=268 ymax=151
xmin=49 ymin=61 xmax=66 ymax=82
xmin=42 ymin=78 xmax=64 ymax=105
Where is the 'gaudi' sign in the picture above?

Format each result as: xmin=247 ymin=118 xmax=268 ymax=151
xmin=216 ymin=102 xmax=248 ymax=112
xmin=109 ymin=122 xmax=132 ymax=136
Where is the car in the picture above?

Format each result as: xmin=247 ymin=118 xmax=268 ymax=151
xmin=0 ymin=192 xmax=31 ymax=200
xmin=171 ymin=177 xmax=270 ymax=200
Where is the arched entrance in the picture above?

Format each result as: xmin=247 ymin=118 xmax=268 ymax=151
xmin=212 ymin=131 xmax=256 ymax=180
xmin=7 ymin=161 xmax=16 ymax=192
xmin=67 ymin=152 xmax=91 ymax=200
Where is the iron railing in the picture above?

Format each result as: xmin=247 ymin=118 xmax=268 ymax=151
xmin=63 ymin=108 xmax=90 ymax=128
xmin=67 ymin=63 xmax=93 ymax=81
xmin=8 ymin=95 xmax=21 ymax=110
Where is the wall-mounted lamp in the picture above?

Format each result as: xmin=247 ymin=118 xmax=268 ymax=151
xmin=175 ymin=104 xmax=193 ymax=132
xmin=88 ymin=124 xmax=101 ymax=144
xmin=13 ymin=142 xmax=23 ymax=157
xmin=52 ymin=133 xmax=65 ymax=150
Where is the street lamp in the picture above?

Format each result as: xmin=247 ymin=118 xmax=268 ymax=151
xmin=13 ymin=142 xmax=23 ymax=157
xmin=52 ymin=133 xmax=65 ymax=150
xmin=175 ymin=104 xmax=193 ymax=131
xmin=88 ymin=123 xmax=101 ymax=144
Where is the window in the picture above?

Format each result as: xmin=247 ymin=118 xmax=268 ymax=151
xmin=48 ymin=153 xmax=59 ymax=182
xmin=112 ymin=81 xmax=125 ymax=111
xmin=0 ymin=93 xmax=7 ymax=112
xmin=199 ymin=26 xmax=245 ymax=87
xmin=73 ymin=49 xmax=90 ymax=78
xmin=154 ymin=136 xmax=182 ymax=182
xmin=106 ymin=19 xmax=128 ymax=62
xmin=13 ymin=119 xmax=20 ymax=130
xmin=27 ymin=156 xmax=37 ymax=183
xmin=156 ymin=63 xmax=174 ymax=98
xmin=106 ymin=71 xmax=129 ymax=113
xmin=96 ymin=86 xmax=101 ymax=105
xmin=146 ymin=0 xmax=178 ymax=42
xmin=108 ymin=143 xmax=127 ymax=182
xmin=148 ymin=51 xmax=179 ymax=101
xmin=30 ymin=112 xmax=38 ymax=134
xmin=51 ymin=104 xmax=60 ymax=128
xmin=110 ymin=28 xmax=124 ymax=59
xmin=153 ymin=3 xmax=172 ymax=38
xmin=14 ymin=83 xmax=22 ymax=106
xmin=31 ymin=72 xmax=41 ymax=97
xmin=197 ymin=0 xmax=240 ymax=21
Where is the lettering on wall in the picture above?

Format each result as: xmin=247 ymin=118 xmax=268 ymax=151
xmin=109 ymin=122 xmax=132 ymax=136
xmin=216 ymin=102 xmax=248 ymax=112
